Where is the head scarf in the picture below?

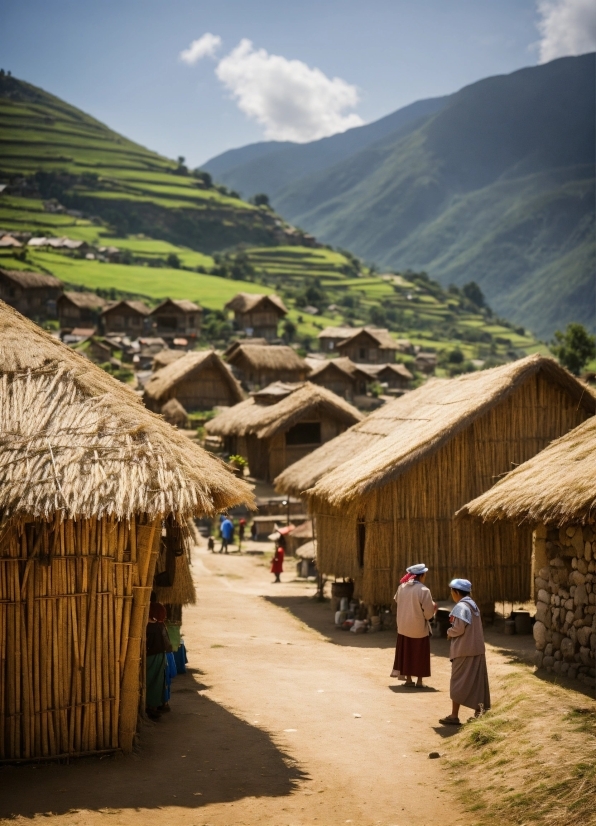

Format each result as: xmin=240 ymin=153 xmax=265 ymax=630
xmin=400 ymin=563 xmax=429 ymax=584
xmin=149 ymin=602 xmax=167 ymax=623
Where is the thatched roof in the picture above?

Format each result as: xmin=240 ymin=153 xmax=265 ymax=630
xmin=150 ymin=298 xmax=201 ymax=315
xmin=0 ymin=268 xmax=61 ymax=289
xmin=305 ymin=357 xmax=357 ymax=380
xmin=317 ymin=326 xmax=357 ymax=340
xmin=153 ymin=348 xmax=184 ymax=371
xmin=336 ymin=327 xmax=400 ymax=351
xmin=225 ymin=292 xmax=287 ymax=315
xmin=101 ymin=300 xmax=150 ymax=317
xmin=205 ymin=382 xmax=363 ymax=440
xmin=458 ymin=415 xmax=596 ymax=526
xmin=161 ymin=397 xmax=188 ymax=425
xmin=0 ymin=300 xmax=253 ymax=521
xmin=144 ymin=350 xmax=244 ymax=403
xmin=296 ymin=539 xmax=316 ymax=560
xmin=59 ymin=291 xmax=107 ymax=310
xmin=227 ymin=344 xmax=307 ymax=372
xmin=305 ymin=355 xmax=595 ymax=509
xmin=274 ymin=387 xmax=416 ymax=496
xmin=223 ymin=338 xmax=268 ymax=359
xmin=372 ymin=363 xmax=413 ymax=380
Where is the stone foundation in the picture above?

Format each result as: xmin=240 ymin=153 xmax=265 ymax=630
xmin=532 ymin=523 xmax=596 ymax=689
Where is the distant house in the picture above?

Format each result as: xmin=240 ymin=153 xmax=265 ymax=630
xmin=0 ymin=268 xmax=62 ymax=319
xmin=206 ymin=382 xmax=363 ymax=482
xmin=305 ymin=357 xmax=357 ymax=401
xmin=226 ymin=343 xmax=309 ymax=390
xmin=225 ymin=293 xmax=288 ymax=340
xmin=223 ymin=338 xmax=268 ymax=360
xmin=57 ymin=291 xmax=107 ymax=330
xmin=0 ymin=235 xmax=22 ymax=248
xmin=160 ymin=398 xmax=189 ymax=429
xmin=150 ymin=299 xmax=202 ymax=341
xmin=359 ymin=362 xmax=414 ymax=392
xmin=336 ymin=328 xmax=400 ymax=364
xmin=317 ymin=326 xmax=358 ymax=353
xmin=152 ymin=348 xmax=185 ymax=372
xmin=414 ymin=352 xmax=438 ymax=374
xmin=101 ymin=300 xmax=150 ymax=336
xmin=143 ymin=350 xmax=244 ymax=413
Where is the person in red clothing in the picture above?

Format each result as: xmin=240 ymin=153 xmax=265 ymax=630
xmin=271 ymin=535 xmax=285 ymax=583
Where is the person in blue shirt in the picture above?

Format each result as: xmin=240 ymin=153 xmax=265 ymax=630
xmin=220 ymin=515 xmax=234 ymax=554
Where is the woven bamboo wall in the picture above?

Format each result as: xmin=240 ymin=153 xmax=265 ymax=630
xmin=0 ymin=514 xmax=160 ymax=761
xmin=314 ymin=373 xmax=590 ymax=606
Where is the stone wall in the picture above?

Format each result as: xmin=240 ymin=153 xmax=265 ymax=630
xmin=532 ymin=523 xmax=596 ymax=689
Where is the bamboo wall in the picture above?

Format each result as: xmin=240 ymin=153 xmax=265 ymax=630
xmin=0 ymin=514 xmax=161 ymax=761
xmin=267 ymin=416 xmax=349 ymax=481
xmin=163 ymin=367 xmax=238 ymax=411
xmin=315 ymin=373 xmax=591 ymax=607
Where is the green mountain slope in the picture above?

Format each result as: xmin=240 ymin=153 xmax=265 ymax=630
xmin=214 ymin=55 xmax=595 ymax=338
xmin=0 ymin=73 xmax=279 ymax=251
xmin=203 ymin=97 xmax=447 ymax=202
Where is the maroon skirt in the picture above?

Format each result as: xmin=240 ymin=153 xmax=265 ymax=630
xmin=392 ymin=633 xmax=431 ymax=678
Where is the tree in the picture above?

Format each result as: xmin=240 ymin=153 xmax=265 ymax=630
xmin=462 ymin=281 xmax=485 ymax=308
xmin=282 ymin=318 xmax=297 ymax=343
xmin=550 ymin=323 xmax=596 ymax=375
xmin=166 ymin=253 xmax=181 ymax=269
xmin=253 ymin=193 xmax=270 ymax=207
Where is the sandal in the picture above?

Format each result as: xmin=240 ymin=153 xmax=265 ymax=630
xmin=439 ymin=715 xmax=462 ymax=726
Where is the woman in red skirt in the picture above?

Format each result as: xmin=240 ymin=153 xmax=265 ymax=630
xmin=271 ymin=536 xmax=285 ymax=583
xmin=391 ymin=563 xmax=437 ymax=688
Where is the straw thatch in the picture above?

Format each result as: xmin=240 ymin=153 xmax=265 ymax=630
xmin=305 ymin=357 xmax=357 ymax=380
xmin=143 ymin=350 xmax=243 ymax=408
xmin=0 ymin=300 xmax=254 ymax=521
xmin=296 ymin=539 xmax=316 ymax=560
xmin=458 ymin=415 xmax=596 ymax=526
xmin=161 ymin=397 xmax=188 ymax=427
xmin=150 ymin=298 xmax=201 ymax=315
xmin=152 ymin=348 xmax=184 ymax=371
xmin=0 ymin=268 xmax=62 ymax=289
xmin=336 ymin=327 xmax=400 ymax=351
xmin=59 ymin=291 xmax=107 ymax=311
xmin=223 ymin=338 xmax=268 ymax=359
xmin=309 ymin=356 xmax=594 ymax=509
xmin=274 ymin=387 xmax=431 ymax=497
xmin=206 ymin=382 xmax=362 ymax=440
xmin=225 ymin=292 xmax=287 ymax=315
xmin=101 ymin=300 xmax=150 ymax=317
xmin=226 ymin=344 xmax=307 ymax=373
xmin=299 ymin=355 xmax=595 ymax=607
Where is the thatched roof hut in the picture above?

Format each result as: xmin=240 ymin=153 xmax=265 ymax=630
xmin=458 ymin=407 xmax=596 ymax=686
xmin=225 ymin=293 xmax=287 ymax=340
xmin=152 ymin=348 xmax=184 ymax=371
xmin=144 ymin=350 xmax=244 ymax=412
xmin=304 ymin=357 xmax=357 ymax=400
xmin=298 ymin=356 xmax=595 ymax=609
xmin=226 ymin=343 xmax=309 ymax=389
xmin=458 ymin=415 xmax=596 ymax=527
xmin=206 ymin=382 xmax=363 ymax=482
xmin=0 ymin=268 xmax=62 ymax=320
xmin=0 ymin=300 xmax=252 ymax=760
xmin=161 ymin=397 xmax=189 ymax=428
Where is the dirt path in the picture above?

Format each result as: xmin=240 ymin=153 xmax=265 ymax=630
xmin=0 ymin=543 xmax=525 ymax=826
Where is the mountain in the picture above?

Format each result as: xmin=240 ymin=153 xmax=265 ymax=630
xmin=0 ymin=73 xmax=280 ymax=251
xmin=207 ymin=55 xmax=595 ymax=339
xmin=203 ymin=97 xmax=448 ymax=204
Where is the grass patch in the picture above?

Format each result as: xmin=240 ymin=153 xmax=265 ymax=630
xmin=443 ymin=667 xmax=596 ymax=826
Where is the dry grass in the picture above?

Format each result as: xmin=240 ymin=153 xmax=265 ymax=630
xmin=445 ymin=667 xmax=596 ymax=826
xmin=206 ymin=381 xmax=362 ymax=440
xmin=143 ymin=349 xmax=243 ymax=403
xmin=308 ymin=355 xmax=595 ymax=509
xmin=0 ymin=299 xmax=254 ymax=520
xmin=226 ymin=343 xmax=305 ymax=372
xmin=459 ymin=414 xmax=596 ymax=526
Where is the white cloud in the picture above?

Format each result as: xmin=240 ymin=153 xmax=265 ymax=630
xmin=179 ymin=33 xmax=222 ymax=65
xmin=536 ymin=0 xmax=596 ymax=63
xmin=214 ymin=39 xmax=363 ymax=142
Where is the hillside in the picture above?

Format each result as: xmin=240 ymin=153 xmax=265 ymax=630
xmin=203 ymin=96 xmax=447 ymax=204
xmin=0 ymin=73 xmax=280 ymax=251
xmin=206 ymin=55 xmax=595 ymax=339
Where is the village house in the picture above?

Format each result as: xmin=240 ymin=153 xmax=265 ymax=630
xmin=336 ymin=328 xmax=401 ymax=364
xmin=226 ymin=343 xmax=309 ymax=390
xmin=101 ymin=299 xmax=150 ymax=336
xmin=317 ymin=326 xmax=358 ymax=352
xmin=150 ymin=298 xmax=202 ymax=341
xmin=223 ymin=338 xmax=268 ymax=359
xmin=57 ymin=290 xmax=107 ymax=330
xmin=276 ymin=355 xmax=595 ymax=612
xmin=152 ymin=347 xmax=185 ymax=371
xmin=143 ymin=349 xmax=244 ymax=413
xmin=305 ymin=357 xmax=357 ymax=401
xmin=458 ymin=416 xmax=596 ymax=688
xmin=0 ymin=299 xmax=251 ymax=760
xmin=0 ymin=268 xmax=62 ymax=320
xmin=360 ymin=362 xmax=414 ymax=392
xmin=206 ymin=382 xmax=363 ymax=482
xmin=414 ymin=351 xmax=438 ymax=374
xmin=225 ymin=292 xmax=288 ymax=340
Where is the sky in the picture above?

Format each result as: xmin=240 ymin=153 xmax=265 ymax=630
xmin=2 ymin=0 xmax=595 ymax=167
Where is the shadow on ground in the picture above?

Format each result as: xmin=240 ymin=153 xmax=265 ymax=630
xmin=264 ymin=595 xmax=397 ymax=648
xmin=0 ymin=670 xmax=307 ymax=819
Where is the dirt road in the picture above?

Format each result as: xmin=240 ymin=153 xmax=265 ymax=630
xmin=0 ymin=544 xmax=488 ymax=826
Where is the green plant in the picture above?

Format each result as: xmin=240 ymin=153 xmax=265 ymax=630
xmin=550 ymin=322 xmax=596 ymax=375
xmin=228 ymin=454 xmax=248 ymax=469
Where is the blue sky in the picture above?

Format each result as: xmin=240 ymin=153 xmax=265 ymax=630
xmin=1 ymin=0 xmax=594 ymax=166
